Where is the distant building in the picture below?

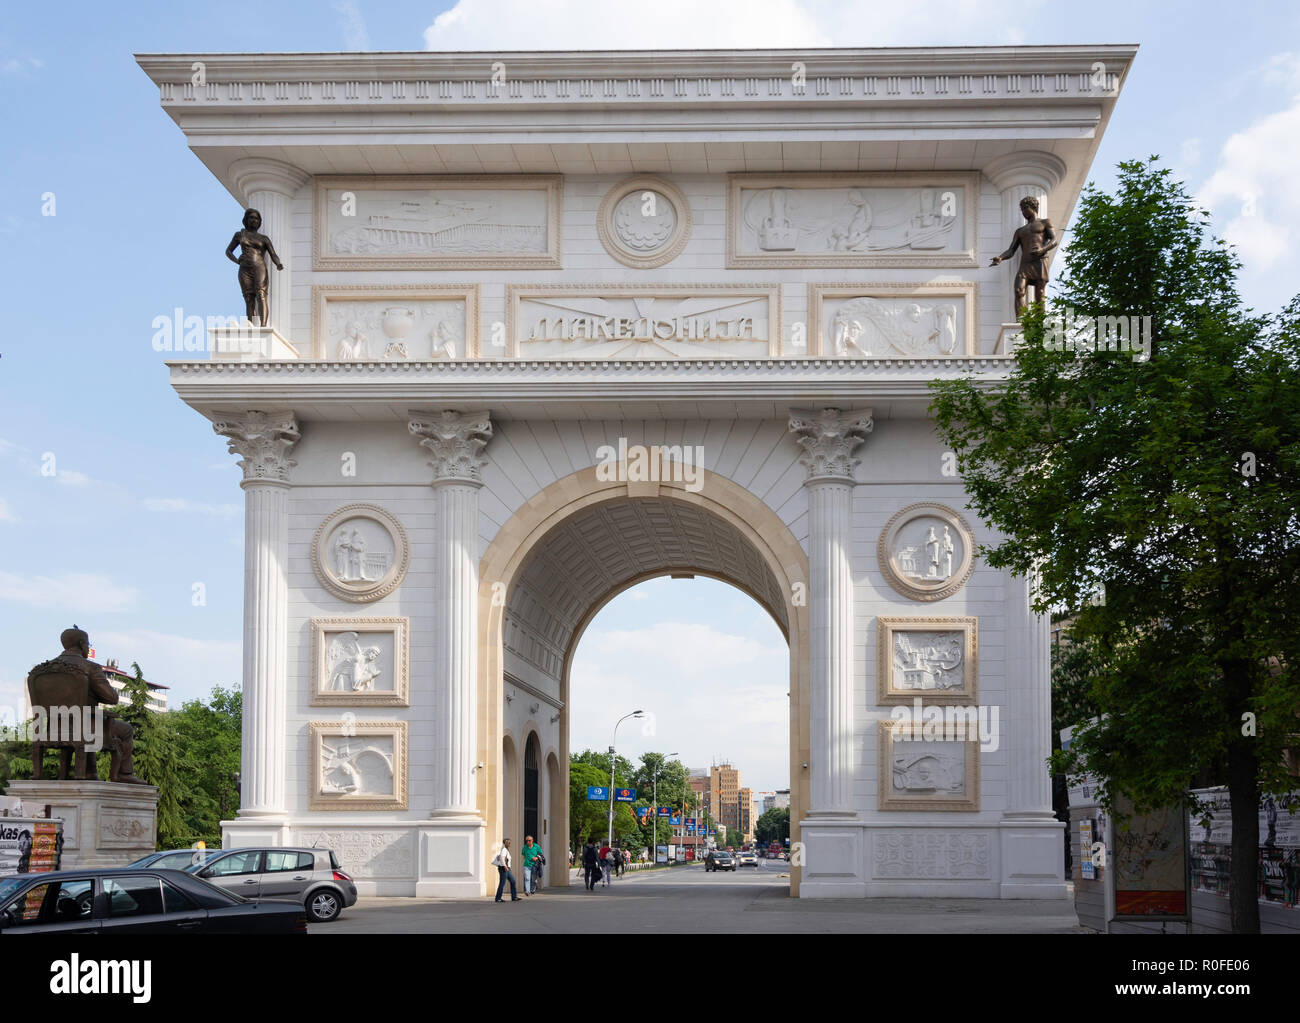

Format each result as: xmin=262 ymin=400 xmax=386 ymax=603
xmin=102 ymin=661 xmax=170 ymax=714
xmin=773 ymin=789 xmax=790 ymax=810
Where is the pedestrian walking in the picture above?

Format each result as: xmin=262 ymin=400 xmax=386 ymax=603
xmin=521 ymin=835 xmax=544 ymax=895
xmin=582 ymin=839 xmax=600 ymax=890
xmin=599 ymin=841 xmax=614 ymax=886
xmin=492 ymin=838 xmax=520 ymax=902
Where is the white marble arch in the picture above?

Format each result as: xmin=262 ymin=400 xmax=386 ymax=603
xmin=477 ymin=465 xmax=811 ymax=894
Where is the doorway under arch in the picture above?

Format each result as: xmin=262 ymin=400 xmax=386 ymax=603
xmin=478 ymin=466 xmax=810 ymax=894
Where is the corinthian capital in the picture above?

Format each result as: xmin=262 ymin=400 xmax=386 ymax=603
xmin=788 ymin=407 xmax=873 ymax=483
xmin=213 ymin=410 xmax=300 ymax=483
xmin=409 ymin=410 xmax=493 ymax=484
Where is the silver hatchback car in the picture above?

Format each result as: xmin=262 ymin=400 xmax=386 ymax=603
xmin=186 ymin=847 xmax=357 ymax=922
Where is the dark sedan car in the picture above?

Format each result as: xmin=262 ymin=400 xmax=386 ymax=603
xmin=0 ymin=868 xmax=308 ymax=934
xmin=704 ymin=850 xmax=736 ymax=872
xmin=126 ymin=848 xmax=218 ymax=871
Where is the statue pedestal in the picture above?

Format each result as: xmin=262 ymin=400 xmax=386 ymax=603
xmin=6 ymin=780 xmax=159 ymax=869
xmin=995 ymin=322 xmax=1024 ymax=355
xmin=210 ymin=325 xmax=300 ymax=361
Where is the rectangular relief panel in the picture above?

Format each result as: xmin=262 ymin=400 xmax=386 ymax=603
xmin=877 ymin=616 xmax=978 ymax=706
xmin=309 ymin=720 xmax=408 ymax=811
xmin=312 ymin=284 xmax=480 ymax=360
xmin=727 ymin=172 xmax=979 ymax=269
xmin=810 ymin=282 xmax=976 ymax=358
xmin=310 ymin=616 xmax=410 ymax=708
xmin=313 ymin=175 xmax=562 ymax=270
xmin=506 ymin=283 xmax=782 ymax=359
xmin=877 ymin=720 xmax=979 ymax=812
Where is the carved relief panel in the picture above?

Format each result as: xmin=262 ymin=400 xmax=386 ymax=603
xmin=311 ymin=504 xmax=410 ymax=603
xmin=308 ymin=720 xmax=408 ymax=811
xmin=878 ymin=721 xmax=979 ymax=812
xmin=877 ymin=503 xmax=976 ymax=601
xmin=313 ymin=175 xmax=562 ymax=269
xmin=596 ymin=176 xmax=692 ymax=269
xmin=312 ymin=284 xmax=479 ymax=360
xmin=811 ymin=282 xmax=977 ymax=358
xmin=877 ymin=616 xmax=978 ymax=705
xmin=311 ymin=617 xmax=409 ymax=707
xmin=727 ymin=173 xmax=979 ymax=268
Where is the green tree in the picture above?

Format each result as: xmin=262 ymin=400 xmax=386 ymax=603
xmin=754 ymin=807 xmax=789 ymax=846
xmin=116 ymin=663 xmax=187 ymax=848
xmin=169 ymin=686 xmax=242 ymax=847
xmin=569 ymin=750 xmax=641 ymax=852
xmin=930 ymin=158 xmax=1300 ymax=933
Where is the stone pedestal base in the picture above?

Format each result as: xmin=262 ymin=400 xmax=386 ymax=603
xmin=798 ymin=818 xmax=867 ymax=898
xmin=998 ymin=816 xmax=1069 ymax=899
xmin=209 ymin=325 xmax=300 ymax=361
xmin=8 ymin=780 xmax=159 ymax=869
xmin=995 ymin=322 xmax=1024 ymax=355
xmin=220 ymin=816 xmax=487 ymax=897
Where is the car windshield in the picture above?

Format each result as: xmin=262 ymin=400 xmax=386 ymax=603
xmin=0 ymin=877 xmax=24 ymax=902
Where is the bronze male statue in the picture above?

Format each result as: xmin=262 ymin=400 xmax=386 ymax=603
xmin=990 ymin=195 xmax=1058 ymax=317
xmin=225 ymin=208 xmax=284 ymax=327
xmin=27 ymin=626 xmax=146 ymax=784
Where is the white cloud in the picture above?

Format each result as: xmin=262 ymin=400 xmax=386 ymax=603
xmin=141 ymin=498 xmax=241 ymax=517
xmin=423 ymin=0 xmax=1036 ymax=51
xmin=0 ymin=498 xmax=15 ymax=523
xmin=56 ymin=469 xmax=94 ymax=487
xmin=1197 ymin=54 xmax=1300 ymax=272
xmin=334 ymin=0 xmax=372 ymax=50
xmin=0 ymin=572 xmax=139 ymax=613
xmin=90 ymin=629 xmax=242 ymax=705
xmin=570 ymin=619 xmax=789 ymax=789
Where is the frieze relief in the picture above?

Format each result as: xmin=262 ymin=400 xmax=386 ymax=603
xmin=313 ymin=285 xmax=479 ymax=360
xmin=295 ymin=830 xmax=415 ymax=879
xmin=872 ymin=832 xmax=991 ymax=879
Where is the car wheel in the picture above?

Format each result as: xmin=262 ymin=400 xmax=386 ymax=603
xmin=307 ymin=889 xmax=342 ymax=923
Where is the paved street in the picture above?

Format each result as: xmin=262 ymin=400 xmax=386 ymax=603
xmin=320 ymin=861 xmax=1083 ymax=933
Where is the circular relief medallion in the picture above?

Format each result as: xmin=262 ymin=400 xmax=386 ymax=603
xmin=312 ymin=504 xmax=410 ymax=603
xmin=597 ymin=176 xmax=692 ymax=269
xmin=877 ymin=503 xmax=976 ymax=602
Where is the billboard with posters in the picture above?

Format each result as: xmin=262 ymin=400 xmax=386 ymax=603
xmin=1112 ymin=796 xmax=1189 ymax=918
xmin=0 ymin=819 xmax=63 ymax=876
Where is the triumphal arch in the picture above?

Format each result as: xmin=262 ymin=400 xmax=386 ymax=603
xmin=140 ymin=45 xmax=1133 ymax=897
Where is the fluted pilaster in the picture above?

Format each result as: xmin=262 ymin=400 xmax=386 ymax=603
xmin=410 ymin=411 xmax=493 ymax=816
xmin=213 ymin=410 xmax=300 ymax=816
xmin=1004 ymin=571 xmax=1056 ymax=819
xmin=789 ymin=408 xmax=871 ymax=817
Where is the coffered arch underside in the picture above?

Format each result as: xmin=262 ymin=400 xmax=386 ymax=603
xmin=503 ymin=497 xmax=789 ymax=694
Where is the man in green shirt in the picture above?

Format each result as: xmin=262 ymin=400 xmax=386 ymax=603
xmin=521 ymin=835 xmax=545 ymax=895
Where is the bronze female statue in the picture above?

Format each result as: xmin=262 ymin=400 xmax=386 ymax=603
xmin=225 ymin=208 xmax=284 ymax=327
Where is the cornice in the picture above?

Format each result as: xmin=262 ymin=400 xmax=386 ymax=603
xmin=137 ymin=46 xmax=1136 ymax=109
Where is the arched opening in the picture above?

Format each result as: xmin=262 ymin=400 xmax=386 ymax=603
xmin=546 ymin=751 xmax=562 ymax=886
xmin=523 ymin=732 xmax=540 ymax=848
xmin=501 ymin=734 xmax=519 ymax=853
xmin=479 ymin=467 xmax=810 ymax=894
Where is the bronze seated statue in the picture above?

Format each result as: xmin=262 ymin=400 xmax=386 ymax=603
xmin=26 ymin=626 xmax=146 ymax=784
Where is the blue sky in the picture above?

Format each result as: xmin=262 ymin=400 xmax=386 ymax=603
xmin=1 ymin=1 xmax=1297 ymax=792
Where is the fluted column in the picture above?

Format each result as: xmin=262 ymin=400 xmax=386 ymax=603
xmin=409 ymin=410 xmax=493 ymax=816
xmin=229 ymin=158 xmax=310 ymax=337
xmin=213 ymin=410 xmax=300 ymax=817
xmin=789 ymin=408 xmax=872 ymax=817
xmin=1004 ymin=571 xmax=1056 ymax=819
xmin=984 ymin=151 xmax=1068 ymax=322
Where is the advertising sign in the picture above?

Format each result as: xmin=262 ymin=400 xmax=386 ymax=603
xmin=657 ymin=806 xmax=671 ymax=818
xmin=1112 ymin=796 xmax=1189 ymax=918
xmin=586 ymin=786 xmax=608 ymax=801
xmin=1080 ymin=819 xmax=1095 ymax=881
xmin=614 ymin=788 xmax=636 ymax=803
xmin=0 ymin=819 xmax=62 ymax=876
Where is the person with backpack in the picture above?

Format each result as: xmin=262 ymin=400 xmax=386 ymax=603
xmin=521 ymin=835 xmax=544 ymax=895
xmin=582 ymin=839 xmax=600 ymax=891
xmin=599 ymin=841 xmax=614 ymax=886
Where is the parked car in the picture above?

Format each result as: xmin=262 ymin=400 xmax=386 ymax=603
xmin=126 ymin=848 xmax=218 ymax=871
xmin=736 ymin=850 xmax=758 ymax=867
xmin=705 ymin=850 xmax=736 ymax=872
xmin=186 ymin=847 xmax=357 ymax=922
xmin=0 ymin=868 xmax=307 ymax=934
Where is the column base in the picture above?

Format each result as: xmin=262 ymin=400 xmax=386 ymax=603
xmin=998 ymin=815 xmax=1068 ymax=899
xmin=221 ymin=816 xmax=292 ymax=848
xmin=797 ymin=818 xmax=867 ymax=898
xmin=415 ymin=818 xmax=487 ymax=898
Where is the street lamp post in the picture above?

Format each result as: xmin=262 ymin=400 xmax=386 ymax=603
xmin=608 ymin=710 xmax=644 ymax=851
